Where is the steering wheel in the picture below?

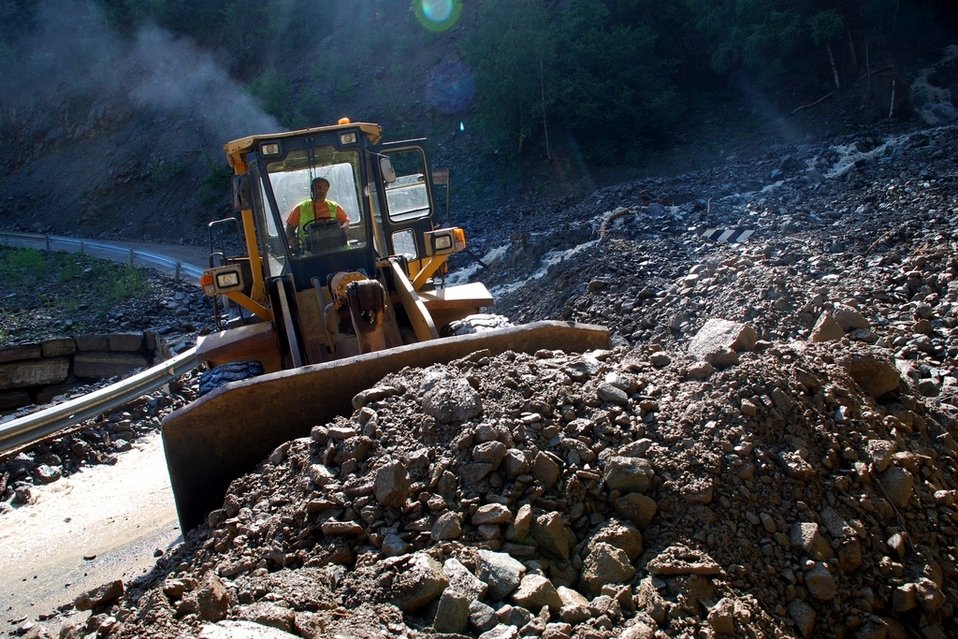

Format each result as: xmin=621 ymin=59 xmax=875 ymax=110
xmin=302 ymin=218 xmax=339 ymax=233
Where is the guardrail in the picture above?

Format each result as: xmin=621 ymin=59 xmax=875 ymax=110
xmin=0 ymin=347 xmax=198 ymax=452
xmin=0 ymin=231 xmax=206 ymax=454
xmin=0 ymin=231 xmax=204 ymax=281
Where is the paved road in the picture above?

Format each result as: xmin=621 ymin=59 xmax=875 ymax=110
xmin=108 ymin=240 xmax=209 ymax=272
xmin=0 ymin=435 xmax=180 ymax=635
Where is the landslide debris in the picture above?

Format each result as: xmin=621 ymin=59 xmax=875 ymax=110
xmin=55 ymin=122 xmax=958 ymax=639
xmin=68 ymin=341 xmax=958 ymax=639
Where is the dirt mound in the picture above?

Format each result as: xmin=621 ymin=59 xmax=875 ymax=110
xmin=66 ymin=337 xmax=957 ymax=638
xmin=40 ymin=123 xmax=958 ymax=639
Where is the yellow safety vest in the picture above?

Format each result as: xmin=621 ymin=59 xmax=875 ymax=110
xmin=296 ymin=199 xmax=341 ymax=240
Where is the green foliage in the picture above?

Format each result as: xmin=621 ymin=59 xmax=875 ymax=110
xmin=198 ymin=155 xmax=233 ymax=210
xmin=56 ymin=256 xmax=84 ymax=284
xmin=94 ymin=0 xmax=182 ymax=32
xmin=808 ymin=10 xmax=844 ymax=45
xmin=685 ymin=0 xmax=806 ymax=86
xmin=0 ymin=248 xmax=47 ymax=284
xmin=553 ymin=2 xmax=682 ymax=164
xmin=98 ymin=265 xmax=149 ymax=304
xmin=221 ymin=3 xmax=272 ymax=69
xmin=148 ymin=157 xmax=187 ymax=183
xmin=462 ymin=0 xmax=557 ymax=158
xmin=462 ymin=0 xmax=682 ymax=166
xmin=247 ymin=69 xmax=292 ymax=120
xmin=289 ymin=86 xmax=326 ymax=130
xmin=0 ymin=248 xmax=149 ymax=336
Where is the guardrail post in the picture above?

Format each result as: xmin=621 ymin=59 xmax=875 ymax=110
xmin=80 ymin=241 xmax=86 ymax=255
xmin=129 ymin=249 xmax=135 ymax=266
xmin=175 ymin=262 xmax=182 ymax=281
xmin=45 ymin=235 xmax=51 ymax=251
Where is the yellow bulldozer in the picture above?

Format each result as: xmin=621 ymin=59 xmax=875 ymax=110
xmin=162 ymin=119 xmax=609 ymax=530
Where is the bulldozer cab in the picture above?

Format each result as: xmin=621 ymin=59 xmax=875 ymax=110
xmin=231 ymin=122 xmax=436 ymax=292
xmin=200 ymin=120 xmax=484 ymax=372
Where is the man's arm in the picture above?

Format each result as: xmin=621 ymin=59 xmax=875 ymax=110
xmin=285 ymin=206 xmax=301 ymax=247
xmin=334 ymin=205 xmax=349 ymax=230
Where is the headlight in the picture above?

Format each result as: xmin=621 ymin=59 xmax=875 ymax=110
xmin=216 ymin=271 xmax=240 ymax=288
xmin=200 ymin=265 xmax=246 ymax=296
xmin=424 ymin=228 xmax=466 ymax=256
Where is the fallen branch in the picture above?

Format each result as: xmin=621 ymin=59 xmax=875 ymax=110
xmin=791 ymin=91 xmax=835 ymax=115
xmin=597 ymin=207 xmax=634 ymax=241
xmin=790 ymin=65 xmax=896 ymax=116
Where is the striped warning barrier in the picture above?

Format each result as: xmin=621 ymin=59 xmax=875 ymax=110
xmin=701 ymin=228 xmax=754 ymax=243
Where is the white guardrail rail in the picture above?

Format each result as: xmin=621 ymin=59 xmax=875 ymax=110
xmin=0 ymin=231 xmax=205 ymax=453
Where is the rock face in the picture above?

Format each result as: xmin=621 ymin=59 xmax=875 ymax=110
xmin=13 ymin=122 xmax=958 ymax=639
xmin=0 ymin=333 xmax=161 ymax=412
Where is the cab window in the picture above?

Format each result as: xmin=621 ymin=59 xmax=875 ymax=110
xmin=384 ymin=149 xmax=432 ymax=222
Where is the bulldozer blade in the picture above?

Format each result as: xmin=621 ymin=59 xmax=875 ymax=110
xmin=162 ymin=321 xmax=610 ymax=531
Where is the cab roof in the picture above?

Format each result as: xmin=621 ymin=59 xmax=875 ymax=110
xmin=224 ymin=121 xmax=383 ymax=172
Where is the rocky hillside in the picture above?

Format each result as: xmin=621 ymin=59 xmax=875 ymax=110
xmin=18 ymin=117 xmax=950 ymax=639
xmin=2 ymin=1 xmax=956 ymax=251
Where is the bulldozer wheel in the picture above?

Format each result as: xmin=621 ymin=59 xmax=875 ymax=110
xmin=198 ymin=361 xmax=264 ymax=396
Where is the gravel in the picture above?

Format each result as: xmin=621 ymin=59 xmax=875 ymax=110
xmin=5 ymin=120 xmax=958 ymax=638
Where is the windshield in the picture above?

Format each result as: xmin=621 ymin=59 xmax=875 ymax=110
xmin=269 ymin=162 xmax=361 ymax=224
xmin=262 ymin=149 xmax=367 ymax=260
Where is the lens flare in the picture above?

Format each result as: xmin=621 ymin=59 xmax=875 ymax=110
xmin=414 ymin=0 xmax=462 ymax=32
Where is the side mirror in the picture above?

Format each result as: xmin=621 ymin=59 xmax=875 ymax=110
xmin=380 ymin=156 xmax=397 ymax=184
xmin=232 ymin=174 xmax=252 ymax=211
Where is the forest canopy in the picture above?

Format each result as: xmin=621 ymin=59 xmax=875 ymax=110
xmin=1 ymin=0 xmax=954 ymax=168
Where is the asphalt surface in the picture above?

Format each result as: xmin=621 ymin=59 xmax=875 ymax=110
xmin=0 ymin=434 xmax=180 ymax=636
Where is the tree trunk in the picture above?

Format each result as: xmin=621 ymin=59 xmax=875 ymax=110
xmin=539 ymin=52 xmax=551 ymax=161
xmin=846 ymin=27 xmax=858 ymax=75
xmin=889 ymin=78 xmax=896 ymax=118
xmin=827 ymin=42 xmax=841 ymax=90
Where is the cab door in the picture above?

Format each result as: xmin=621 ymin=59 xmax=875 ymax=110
xmin=370 ymin=143 xmax=437 ymax=266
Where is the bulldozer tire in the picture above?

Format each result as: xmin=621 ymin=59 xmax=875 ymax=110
xmin=198 ymin=361 xmax=264 ymax=396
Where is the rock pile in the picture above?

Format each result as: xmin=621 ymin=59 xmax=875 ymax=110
xmin=18 ymin=121 xmax=958 ymax=638
xmin=486 ymin=125 xmax=958 ymax=359
xmin=67 ymin=328 xmax=957 ymax=639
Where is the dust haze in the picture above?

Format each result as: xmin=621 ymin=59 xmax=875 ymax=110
xmin=1 ymin=0 xmax=281 ymax=144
